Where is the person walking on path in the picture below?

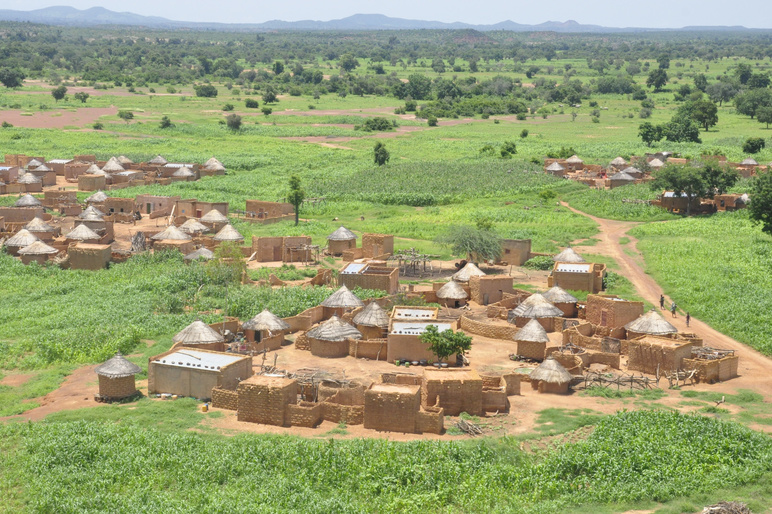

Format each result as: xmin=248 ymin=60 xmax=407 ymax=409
xmin=671 ymin=302 xmax=677 ymax=318
xmin=660 ymin=294 xmax=665 ymax=309
xmin=686 ymin=313 xmax=690 ymax=327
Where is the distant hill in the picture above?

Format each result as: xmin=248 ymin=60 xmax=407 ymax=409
xmin=0 ymin=6 xmax=760 ymax=32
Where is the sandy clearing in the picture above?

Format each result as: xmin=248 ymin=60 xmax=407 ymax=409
xmin=0 ymin=106 xmax=118 ymax=129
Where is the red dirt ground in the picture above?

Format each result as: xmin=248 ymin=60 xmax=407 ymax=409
xmin=0 ymin=107 xmax=118 ymax=129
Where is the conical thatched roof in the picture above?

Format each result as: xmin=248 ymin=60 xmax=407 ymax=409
xmin=622 ymin=166 xmax=642 ymax=175
xmin=546 ymin=162 xmax=565 ymax=171
xmin=514 ymin=319 xmax=550 ymax=343
xmin=14 ymin=194 xmax=42 ymax=207
xmin=510 ymin=294 xmax=563 ymax=319
xmin=26 ymin=158 xmax=43 ymax=168
xmin=624 ymin=309 xmax=678 ymax=335
xmin=17 ymin=173 xmax=42 ymax=184
xmin=452 ymin=262 xmax=486 ymax=283
xmin=172 ymin=319 xmax=225 ymax=345
xmin=566 ymin=155 xmax=584 ymax=164
xmin=543 ymin=286 xmax=579 ymax=304
xmin=33 ymin=164 xmax=52 ymax=172
xmin=327 ymin=226 xmax=357 ymax=241
xmin=352 ymin=302 xmax=390 ymax=328
xmin=151 ymin=225 xmax=192 ymax=241
xmin=553 ymin=247 xmax=585 ymax=263
xmin=95 ymin=351 xmax=141 ymax=378
xmin=741 ymin=158 xmax=758 ymax=166
xmin=610 ymin=157 xmax=627 ymax=166
xmin=307 ymin=315 xmax=362 ymax=341
xmin=242 ymin=309 xmax=290 ymax=332
xmin=148 ymin=155 xmax=168 ymax=165
xmin=213 ymin=224 xmax=244 ymax=242
xmin=204 ymin=157 xmax=225 ymax=171
xmin=79 ymin=205 xmax=105 ymax=220
xmin=530 ymin=356 xmax=573 ymax=384
xmin=183 ymin=247 xmax=215 ymax=262
xmin=85 ymin=164 xmax=105 ymax=175
xmin=102 ymin=157 xmax=125 ymax=173
xmin=321 ymin=285 xmax=365 ymax=309
xmin=86 ymin=190 xmax=109 ymax=203
xmin=648 ymin=158 xmax=665 ymax=168
xmin=179 ymin=218 xmax=210 ymax=235
xmin=5 ymin=229 xmax=40 ymax=248
xmin=609 ymin=170 xmax=635 ymax=182
xmin=437 ymin=280 xmax=469 ymax=300
xmin=200 ymin=209 xmax=229 ymax=223
xmin=18 ymin=240 xmax=58 ymax=255
xmin=65 ymin=224 xmax=101 ymax=241
xmin=117 ymin=155 xmax=133 ymax=165
xmin=172 ymin=167 xmax=196 ymax=178
xmin=25 ymin=217 xmax=55 ymax=233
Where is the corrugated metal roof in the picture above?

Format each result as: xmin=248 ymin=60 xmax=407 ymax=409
xmin=47 ymin=159 xmax=72 ymax=164
xmin=392 ymin=307 xmax=437 ymax=320
xmin=153 ymin=349 xmax=244 ymax=370
xmin=341 ymin=263 xmax=368 ymax=275
xmin=555 ymin=263 xmax=592 ymax=273
xmin=390 ymin=322 xmax=452 ymax=335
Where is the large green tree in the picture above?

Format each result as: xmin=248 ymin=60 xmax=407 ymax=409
xmin=419 ymin=324 xmax=472 ymax=364
xmin=51 ymin=85 xmax=67 ymax=102
xmin=373 ymin=142 xmax=390 ymax=166
xmin=749 ymin=172 xmax=772 ymax=236
xmin=0 ymin=67 xmax=25 ymax=88
xmin=756 ymin=106 xmax=772 ymax=129
xmin=638 ymin=122 xmax=663 ymax=147
xmin=287 ymin=175 xmax=305 ymax=226
xmin=735 ymin=89 xmax=772 ymax=119
xmin=646 ymin=68 xmax=668 ymax=92
xmin=651 ymin=162 xmax=738 ymax=216
xmin=437 ymin=225 xmax=501 ymax=262
xmin=691 ymin=99 xmax=719 ymax=131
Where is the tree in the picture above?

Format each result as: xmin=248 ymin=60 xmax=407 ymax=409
xmin=287 ymin=175 xmax=305 ymax=226
xmin=419 ymin=324 xmax=472 ymax=364
xmin=0 ymin=67 xmax=25 ymax=88
xmin=735 ymin=89 xmax=772 ymax=119
xmin=707 ymin=81 xmax=736 ymax=106
xmin=691 ymin=99 xmax=718 ymax=131
xmin=650 ymin=165 xmax=707 ymax=216
xmin=743 ymin=137 xmax=766 ymax=154
xmin=701 ymin=161 xmax=738 ymax=198
xmin=693 ymin=73 xmax=708 ymax=92
xmin=159 ymin=115 xmax=173 ymax=129
xmin=207 ymin=241 xmax=247 ymax=285
xmin=194 ymin=84 xmax=218 ymax=98
xmin=757 ymin=106 xmax=772 ymax=129
xmin=117 ymin=110 xmax=134 ymax=124
xmin=373 ymin=142 xmax=390 ymax=166
xmin=656 ymin=53 xmax=671 ymax=70
xmin=245 ymin=98 xmax=259 ymax=108
xmin=437 ymin=225 xmax=501 ymax=262
xmin=734 ymin=63 xmax=753 ymax=85
xmin=51 ymin=85 xmax=67 ymax=102
xmin=747 ymin=73 xmax=771 ymax=89
xmin=262 ymin=87 xmax=277 ymax=103
xmin=638 ymin=122 xmax=663 ymax=147
xmin=225 ymin=114 xmax=242 ymax=131
xmin=272 ymin=60 xmax=284 ymax=75
xmin=749 ymin=171 xmax=772 ymax=236
xmin=646 ymin=69 xmax=668 ymax=92
xmin=339 ymin=54 xmax=359 ymax=73
xmin=73 ymin=91 xmax=89 ymax=103
xmin=663 ymin=117 xmax=701 ymax=143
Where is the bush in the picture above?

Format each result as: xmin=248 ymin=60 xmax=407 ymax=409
xmin=92 ymin=122 xmax=103 ymax=130
xmin=261 ymin=107 xmax=272 ymax=116
xmin=427 ymin=115 xmax=438 ymax=127
xmin=194 ymin=84 xmax=218 ymax=98
xmin=523 ymin=256 xmax=554 ymax=270
xmin=1 ymin=121 xmax=12 ymax=128
xmin=362 ymin=117 xmax=394 ymax=132
xmin=222 ymin=103 xmax=234 ymax=111
xmin=405 ymin=99 xmax=417 ymax=111
xmin=639 ymin=108 xmax=652 ymax=118
xmin=500 ymin=140 xmax=517 ymax=158
xmin=516 ymin=113 xmax=527 ymax=120
xmin=742 ymin=137 xmax=766 ymax=154
xmin=226 ymin=114 xmax=242 ymax=130
xmin=520 ymin=129 xmax=529 ymax=139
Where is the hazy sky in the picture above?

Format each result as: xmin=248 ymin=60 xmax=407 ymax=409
xmin=5 ymin=0 xmax=772 ymax=28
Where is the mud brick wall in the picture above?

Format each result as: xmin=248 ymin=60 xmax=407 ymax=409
xmin=422 ymin=370 xmax=483 ymax=416
xmin=380 ymin=373 xmax=422 ymax=385
xmin=361 ymin=233 xmax=394 ymax=258
xmin=0 ymin=207 xmax=44 ymax=223
xmin=459 ymin=315 xmax=520 ymax=341
xmin=469 ymin=275 xmax=515 ymax=305
xmin=287 ymin=401 xmax=322 ymax=428
xmin=517 ymin=340 xmax=546 ymax=361
xmin=586 ymin=295 xmax=644 ymax=329
xmin=355 ymin=325 xmax=386 ymax=341
xmin=502 ymin=373 xmax=521 ymax=395
xmin=211 ymin=388 xmax=239 ymax=410
xmin=718 ymin=356 xmax=739 ymax=381
xmin=284 ymin=305 xmax=325 ymax=333
xmin=237 ymin=377 xmax=298 ymax=426
xmin=328 ymin=238 xmax=356 ymax=256
xmin=348 ymin=338 xmax=388 ymax=360
xmin=498 ymin=239 xmax=531 ymax=266
xmin=294 ymin=333 xmax=310 ymax=351
xmin=340 ymin=269 xmax=397 ymax=294
xmin=587 ymin=351 xmax=621 ymax=369
xmin=416 ymin=406 xmax=444 ymax=434
xmin=683 ymin=358 xmax=719 ymax=384
xmin=309 ymin=337 xmax=349 ymax=358
xmin=69 ymin=244 xmax=112 ymax=271
xmin=550 ymin=352 xmax=584 ymax=375
xmin=322 ymin=389 xmax=364 ymax=425
xmin=97 ymin=375 xmax=136 ymax=399
xmin=364 ymin=385 xmax=421 ymax=433
xmin=628 ymin=339 xmax=694 ymax=375
xmin=482 ymin=389 xmax=509 ymax=412
xmin=341 ymin=247 xmax=364 ymax=262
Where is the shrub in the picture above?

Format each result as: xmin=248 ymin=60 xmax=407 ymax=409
xmin=194 ymin=84 xmax=218 ymax=98
xmin=742 ymin=137 xmax=766 ymax=154
xmin=1 ymin=121 xmax=12 ymax=128
xmin=362 ymin=117 xmax=393 ymax=132
xmin=92 ymin=122 xmax=104 ymax=130
xmin=222 ymin=103 xmax=234 ymax=111
xmin=520 ymin=129 xmax=529 ymax=139
xmin=523 ymin=256 xmax=554 ymax=270
xmin=226 ymin=114 xmax=242 ymax=131
xmin=427 ymin=115 xmax=438 ymax=127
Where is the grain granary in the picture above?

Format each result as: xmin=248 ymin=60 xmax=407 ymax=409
xmin=508 ymin=293 xmax=563 ymax=329
xmin=199 ymin=208 xmax=230 ymax=233
xmin=321 ymin=285 xmax=365 ymax=317
xmin=242 ymin=309 xmax=290 ymax=351
xmin=212 ymin=224 xmax=244 ymax=243
xmin=179 ymin=218 xmax=210 ymax=235
xmin=529 ymin=356 xmax=573 ymax=394
xmin=327 ymin=226 xmax=357 ymax=256
xmin=65 ymin=223 xmax=101 ymax=244
xmin=552 ymin=246 xmax=585 ymax=263
xmin=436 ymin=280 xmax=469 ymax=307
xmin=172 ymin=319 xmax=226 ymax=352
xmin=94 ymin=351 xmax=142 ymax=402
xmin=514 ymin=319 xmax=551 ymax=361
xmin=148 ymin=348 xmax=252 ymax=399
xmin=608 ymin=170 xmax=636 ymax=189
xmin=542 ymin=285 xmax=579 ymax=317
xmin=85 ymin=190 xmax=109 ymax=205
xmin=17 ymin=240 xmax=58 ymax=265
xmin=24 ymin=217 xmax=58 ymax=241
xmin=4 ymin=229 xmax=40 ymax=255
xmin=149 ymin=155 xmax=168 ymax=165
xmin=609 ymin=156 xmax=627 ymax=170
xmin=151 ymin=225 xmax=192 ymax=241
xmin=352 ymin=301 xmax=390 ymax=340
xmin=307 ymin=315 xmax=362 ymax=358
xmin=624 ymin=309 xmax=678 ymax=339
xmin=545 ymin=161 xmax=566 ymax=176
xmin=14 ymin=194 xmax=42 ymax=208
xmin=183 ymin=247 xmax=215 ymax=262
xmin=451 ymin=262 xmax=485 ymax=283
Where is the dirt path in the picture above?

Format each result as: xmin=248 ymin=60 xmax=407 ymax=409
xmin=562 ymin=202 xmax=772 ymax=393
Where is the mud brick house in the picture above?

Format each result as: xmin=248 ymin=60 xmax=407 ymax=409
xmin=148 ymin=348 xmax=252 ymax=399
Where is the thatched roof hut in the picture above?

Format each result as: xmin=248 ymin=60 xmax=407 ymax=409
xmin=24 ymin=217 xmax=55 ymax=233
xmin=172 ymin=168 xmax=196 ymax=178
xmin=321 ymin=285 xmax=365 ymax=309
xmin=510 ymin=294 xmax=563 ymax=319
xmin=610 ymin=156 xmax=627 ymax=167
xmin=530 ymin=356 xmax=573 ymax=388
xmin=621 ymin=166 xmax=643 ymax=178
xmin=151 ymin=225 xmax=192 ymax=241
xmin=212 ymin=224 xmax=244 ymax=243
xmin=741 ymin=158 xmax=758 ymax=166
xmin=14 ymin=194 xmax=42 ymax=207
xmin=204 ymin=157 xmax=225 ymax=171
xmin=102 ymin=157 xmax=125 ymax=173
xmin=26 ymin=158 xmax=43 ymax=168
xmin=352 ymin=302 xmax=390 ymax=328
xmin=546 ymin=162 xmax=565 ymax=172
xmin=85 ymin=164 xmax=105 ymax=175
xmin=543 ymin=286 xmax=578 ymax=305
xmin=95 ymin=351 xmax=141 ymax=378
xmin=566 ymin=155 xmax=584 ymax=164
xmin=179 ymin=218 xmax=210 ymax=235
xmin=307 ymin=315 xmax=362 ymax=341
xmin=172 ymin=319 xmax=225 ymax=345
xmin=242 ymin=309 xmax=290 ymax=333
xmin=18 ymin=240 xmax=58 ymax=256
xmin=327 ymin=226 xmax=357 ymax=241
xmin=5 ymin=229 xmax=40 ymax=249
xmin=648 ymin=158 xmax=665 ymax=168
xmin=609 ymin=170 xmax=635 ymax=183
xmin=148 ymin=155 xmax=168 ymax=165
xmin=79 ymin=205 xmax=105 ymax=220
xmin=553 ymin=247 xmax=585 ymax=263
xmin=624 ymin=309 xmax=678 ymax=336
xmin=200 ymin=209 xmax=229 ymax=223
xmin=437 ymin=280 xmax=469 ymax=300
xmin=183 ymin=247 xmax=215 ymax=262
xmin=33 ymin=164 xmax=52 ymax=172
xmin=515 ymin=319 xmax=550 ymax=343
xmin=16 ymin=173 xmax=42 ymax=185
xmin=452 ymin=262 xmax=485 ymax=283
xmin=117 ymin=156 xmax=133 ymax=165
xmin=86 ymin=190 xmax=109 ymax=204
xmin=65 ymin=224 xmax=101 ymax=241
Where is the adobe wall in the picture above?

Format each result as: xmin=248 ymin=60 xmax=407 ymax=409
xmin=416 ymin=406 xmax=444 ymax=434
xmin=69 ymin=244 xmax=112 ymax=271
xmin=380 ymin=373 xmax=422 ymax=385
xmin=339 ymin=268 xmax=399 ymax=294
xmin=78 ymin=174 xmax=106 ymax=192
xmin=499 ymin=239 xmax=531 ymax=266
xmin=321 ymin=389 xmax=365 ymax=425
xmin=97 ymin=375 xmax=137 ymax=399
xmin=422 ymin=369 xmax=483 ymax=416
xmin=355 ymin=324 xmax=386 ymax=341
xmin=211 ymin=387 xmax=239 ymax=410
xmin=328 ymin=238 xmax=356 ymax=256
xmin=682 ymin=355 xmax=739 ymax=383
xmin=21 ymin=254 xmax=51 ymax=266
xmin=387 ymin=334 xmax=457 ymax=365
xmin=287 ymin=401 xmax=322 ymax=427
xmin=533 ymin=380 xmax=570 ymax=394
xmin=364 ymin=384 xmax=421 ymax=433
xmin=309 ymin=337 xmax=349 ymax=358
xmin=252 ymin=236 xmax=283 ymax=262
xmin=149 ymin=365 xmax=222 ymax=399
xmin=628 ymin=338 xmax=696 ymax=375
xmin=469 ymin=275 xmax=515 ymax=305
xmin=105 ymin=197 xmax=135 ymax=214
xmin=348 ymin=338 xmax=388 ymax=360
xmin=361 ymin=233 xmax=394 ymax=258
xmin=0 ymin=207 xmax=44 ymax=223
xmin=502 ymin=373 xmax=521 ymax=395
xmin=459 ymin=315 xmax=519 ymax=341
xmin=283 ymin=305 xmax=324 ymax=332
xmin=237 ymin=376 xmax=298 ymax=426
xmin=245 ymin=200 xmax=294 ymax=218
xmin=585 ymin=295 xmax=643 ymax=329
xmin=43 ymin=191 xmax=78 ymax=208
xmin=341 ymin=247 xmax=364 ymax=262
xmin=516 ymin=340 xmax=546 ymax=361
xmin=153 ymin=240 xmax=195 ymax=255
xmin=548 ymin=270 xmax=595 ymax=292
